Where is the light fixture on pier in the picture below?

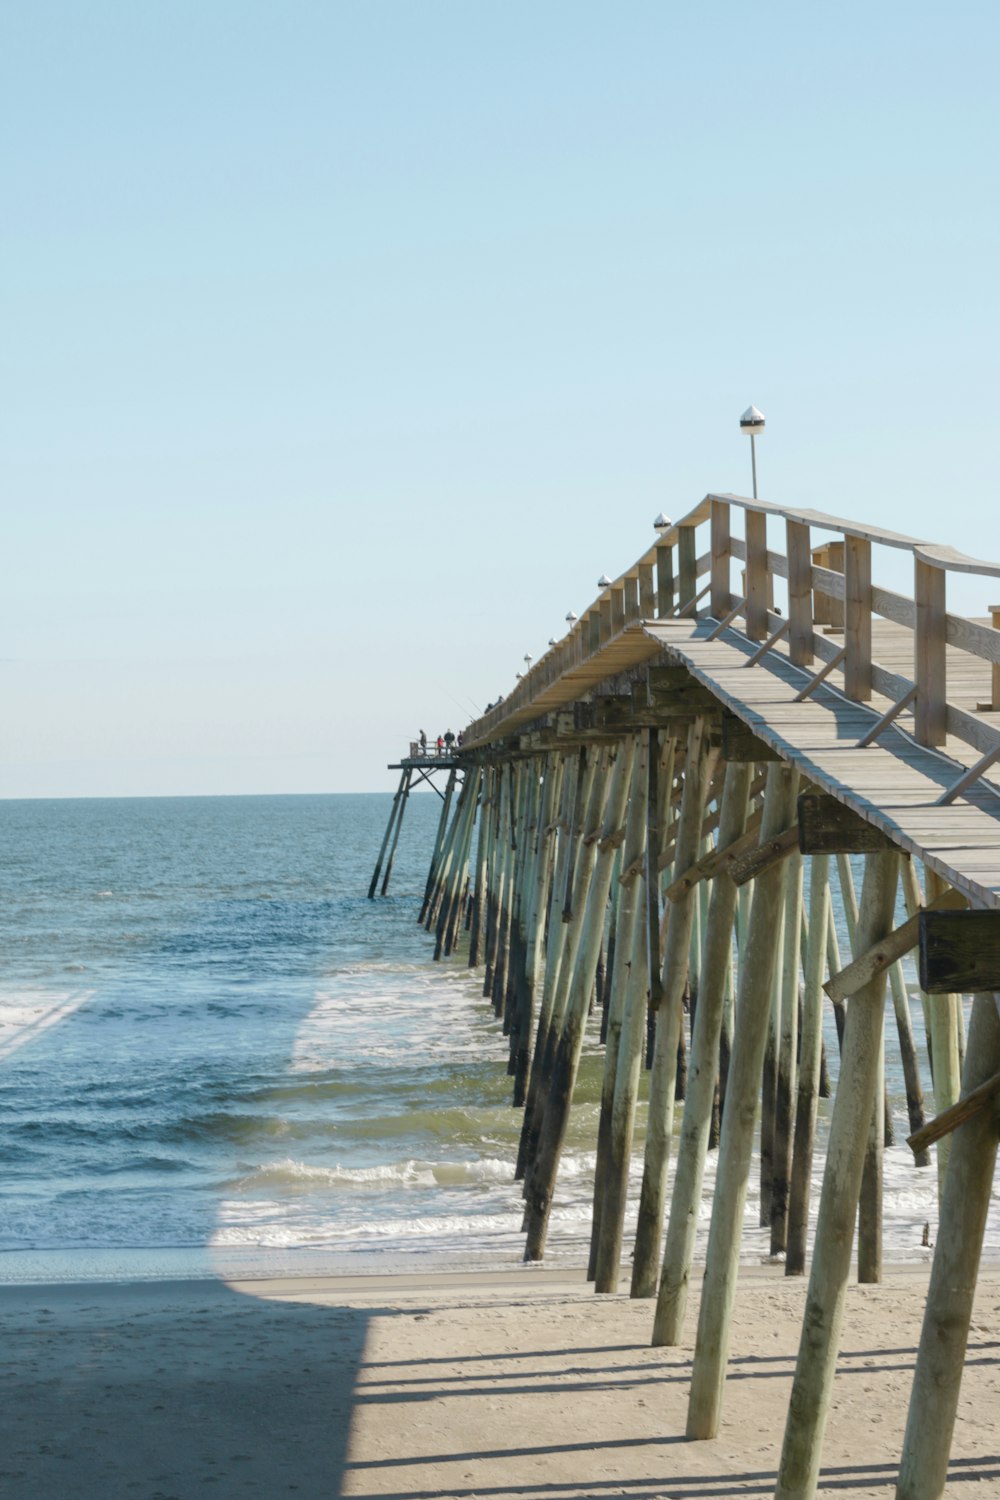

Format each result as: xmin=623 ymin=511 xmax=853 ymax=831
xmin=598 ymin=573 xmax=612 ymax=588
xmin=524 ymin=653 xmax=533 ymax=667
xmin=739 ymin=405 xmax=765 ymax=500
xmin=548 ymin=637 xmax=557 ymax=646
xmin=515 ymin=672 xmax=523 ymax=680
xmin=654 ymin=512 xmax=672 ymax=530
xmin=565 ymin=610 xmax=578 ymax=623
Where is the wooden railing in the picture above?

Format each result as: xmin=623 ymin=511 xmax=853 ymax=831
xmin=467 ymin=493 xmax=1000 ymax=801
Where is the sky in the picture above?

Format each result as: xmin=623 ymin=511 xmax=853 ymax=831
xmin=3 ymin=1 xmax=999 ymax=798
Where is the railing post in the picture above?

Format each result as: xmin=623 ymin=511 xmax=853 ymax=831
xmin=786 ymin=519 xmax=814 ymax=668
xmin=991 ymin=604 xmax=1000 ymax=710
xmin=638 ymin=562 xmax=655 ymax=618
xmin=813 ymin=541 xmax=845 ymax=628
xmin=711 ymin=500 xmax=731 ymax=618
xmin=745 ymin=508 xmax=768 ymax=641
xmin=599 ymin=594 xmax=613 ymax=645
xmin=588 ymin=609 xmax=601 ymax=655
xmin=623 ymin=577 xmax=639 ymax=625
xmin=844 ymin=536 xmax=873 ymax=701
xmin=914 ymin=558 xmax=947 ymax=746
xmin=611 ymin=584 xmax=626 ymax=634
xmin=678 ymin=525 xmax=698 ymax=616
xmin=656 ymin=542 xmax=675 ymax=617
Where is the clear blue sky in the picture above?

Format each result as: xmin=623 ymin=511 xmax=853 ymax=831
xmin=3 ymin=1 xmax=998 ymax=797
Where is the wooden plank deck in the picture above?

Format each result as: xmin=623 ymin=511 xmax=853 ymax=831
xmin=643 ymin=617 xmax=1000 ymax=910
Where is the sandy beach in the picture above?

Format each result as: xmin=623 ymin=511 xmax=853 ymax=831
xmin=2 ymin=1262 xmax=998 ymax=1500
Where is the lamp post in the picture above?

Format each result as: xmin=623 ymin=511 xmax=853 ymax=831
xmin=739 ymin=405 xmax=765 ymax=499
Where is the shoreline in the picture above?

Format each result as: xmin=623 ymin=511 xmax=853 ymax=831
xmin=3 ymin=1261 xmax=998 ymax=1499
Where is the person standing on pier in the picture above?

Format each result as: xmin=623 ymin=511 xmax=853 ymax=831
xmin=436 ymin=735 xmax=444 ymax=755
xmin=444 ymin=729 xmax=455 ymax=752
xmin=419 ymin=730 xmax=427 ymax=755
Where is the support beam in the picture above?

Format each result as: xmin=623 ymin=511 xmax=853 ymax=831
xmin=728 ymin=823 xmax=799 ymax=887
xmin=896 ymin=991 xmax=1000 ymax=1500
xmin=918 ymin=908 xmax=1000 ymax=993
xmin=797 ymin=792 xmax=896 ymax=854
xmin=686 ymin=762 xmax=799 ymax=1438
xmin=774 ymin=850 xmax=900 ymax=1500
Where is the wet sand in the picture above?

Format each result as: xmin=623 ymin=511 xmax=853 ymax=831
xmin=1 ymin=1263 xmax=998 ymax=1499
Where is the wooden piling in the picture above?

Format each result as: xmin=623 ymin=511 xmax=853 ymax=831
xmin=652 ymin=758 xmax=752 ymax=1343
xmin=902 ymin=858 xmax=961 ymax=1196
xmin=771 ymin=851 xmax=803 ymax=1257
xmin=631 ymin=716 xmax=714 ymax=1297
xmin=417 ymin=766 xmax=458 ymax=925
xmin=524 ymin=739 xmax=633 ymax=1260
xmin=369 ymin=768 xmax=409 ymax=900
xmin=773 ymin=849 xmax=899 ymax=1500
xmin=515 ymin=751 xmax=580 ymax=1180
xmin=786 ymin=852 xmax=830 ymax=1276
xmin=592 ymin=731 xmax=656 ymax=1292
xmin=520 ymin=748 xmax=605 ymax=1200
xmin=380 ymin=766 xmax=413 ymax=896
xmin=589 ymin=733 xmax=647 ymax=1279
xmin=895 ymin=987 xmax=1000 ymax=1500
xmin=686 ymin=761 xmax=799 ymax=1438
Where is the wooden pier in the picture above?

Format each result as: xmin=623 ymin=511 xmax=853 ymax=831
xmin=381 ymin=493 xmax=1000 ymax=1500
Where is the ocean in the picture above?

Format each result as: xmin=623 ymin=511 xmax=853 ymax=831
xmin=0 ymin=793 xmax=979 ymax=1285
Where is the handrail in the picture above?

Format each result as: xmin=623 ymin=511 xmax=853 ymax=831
xmin=465 ymin=493 xmax=1000 ymax=790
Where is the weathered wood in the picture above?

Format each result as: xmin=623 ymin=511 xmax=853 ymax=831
xmin=687 ymin=763 xmax=799 ymax=1438
xmin=721 ymin=712 xmax=780 ymax=763
xmin=653 ymin=760 xmax=755 ymax=1341
xmin=918 ymin=907 xmax=1000 ymax=992
xmin=887 ymin=954 xmax=930 ymax=1167
xmin=858 ymin=1024 xmax=884 ymax=1285
xmin=515 ymin=752 xmax=583 ymax=1179
xmin=903 ymin=860 xmax=961 ymax=1197
xmin=369 ymin=768 xmax=409 ymax=899
xmin=914 ymin=557 xmax=947 ymax=746
xmin=857 ymin=683 xmax=917 ymax=748
xmin=774 ymin=849 xmax=899 ymax=1500
xmin=593 ymin=733 xmax=658 ymax=1292
xmin=638 ymin=561 xmax=655 ymax=618
xmin=588 ymin=738 xmax=645 ymax=1278
xmin=896 ymin=990 xmax=1000 ymax=1500
xmin=934 ymin=738 xmax=1000 ymax=806
xmin=744 ymin=508 xmax=769 ymax=641
xmin=380 ymin=766 xmax=413 ymax=895
xmin=786 ymin=518 xmax=814 ymax=668
xmin=524 ymin=739 xmax=634 ymax=1259
xmin=771 ymin=852 xmax=803 ymax=1256
xmin=906 ymin=1066 xmax=1000 ymax=1155
xmin=655 ymin=541 xmax=675 ymax=618
xmin=825 ymin=886 xmax=967 ymax=1004
xmin=711 ymin=498 xmax=731 ymax=618
xmin=786 ymin=853 xmax=830 ymax=1276
xmin=417 ymin=767 xmax=458 ymax=924
xmin=744 ymin=615 xmax=790 ymax=668
xmin=810 ymin=538 xmax=845 ymax=627
xmin=678 ymin=525 xmax=698 ymax=616
xmin=631 ymin=717 xmax=714 ymax=1297
xmin=729 ymin=823 xmax=799 ymax=887
xmin=844 ymin=535 xmax=873 ymax=701
xmin=797 ymin=792 xmax=896 ymax=854
xmin=520 ymin=747 xmax=605 ymax=1197
xmin=792 ymin=643 xmax=847 ymax=702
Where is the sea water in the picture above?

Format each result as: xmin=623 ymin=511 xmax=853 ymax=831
xmin=0 ymin=793 xmax=986 ymax=1284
